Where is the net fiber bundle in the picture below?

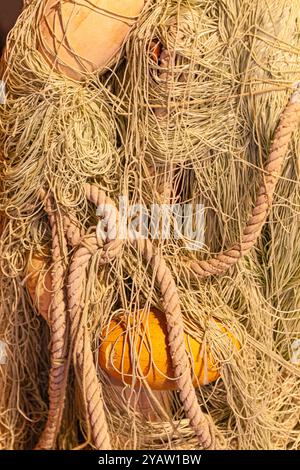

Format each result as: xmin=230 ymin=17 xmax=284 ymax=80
xmin=0 ymin=0 xmax=300 ymax=450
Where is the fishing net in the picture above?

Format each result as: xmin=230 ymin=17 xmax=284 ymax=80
xmin=0 ymin=0 xmax=300 ymax=450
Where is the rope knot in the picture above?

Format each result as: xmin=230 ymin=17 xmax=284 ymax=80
xmin=85 ymin=185 xmax=123 ymax=263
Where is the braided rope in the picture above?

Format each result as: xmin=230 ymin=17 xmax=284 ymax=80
xmin=68 ymin=236 xmax=111 ymax=450
xmin=63 ymin=212 xmax=83 ymax=247
xmin=132 ymin=238 xmax=214 ymax=449
xmin=85 ymin=184 xmax=123 ymax=264
xmin=36 ymin=193 xmax=68 ymax=450
xmin=188 ymin=87 xmax=300 ymax=277
xmin=85 ymin=183 xmax=214 ymax=449
xmin=66 ymin=186 xmax=123 ymax=450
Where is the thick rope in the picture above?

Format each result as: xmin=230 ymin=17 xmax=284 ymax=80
xmin=35 ymin=193 xmax=69 ymax=450
xmin=68 ymin=236 xmax=111 ymax=450
xmin=85 ymin=183 xmax=214 ymax=449
xmin=133 ymin=237 xmax=215 ymax=449
xmin=66 ymin=186 xmax=123 ymax=450
xmin=63 ymin=212 xmax=83 ymax=247
xmin=188 ymin=86 xmax=300 ymax=277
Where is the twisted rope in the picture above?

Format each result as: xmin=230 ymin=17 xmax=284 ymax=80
xmin=63 ymin=212 xmax=83 ymax=247
xmin=85 ymin=183 xmax=214 ymax=449
xmin=188 ymin=86 xmax=300 ymax=277
xmin=66 ymin=185 xmax=123 ymax=450
xmin=132 ymin=237 xmax=214 ymax=449
xmin=36 ymin=193 xmax=69 ymax=450
xmin=68 ymin=236 xmax=111 ymax=450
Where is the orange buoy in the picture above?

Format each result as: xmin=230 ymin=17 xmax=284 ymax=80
xmin=26 ymin=253 xmax=52 ymax=322
xmin=99 ymin=308 xmax=239 ymax=390
xmin=26 ymin=254 xmax=240 ymax=391
xmin=38 ymin=0 xmax=145 ymax=81
xmin=150 ymin=40 xmax=162 ymax=62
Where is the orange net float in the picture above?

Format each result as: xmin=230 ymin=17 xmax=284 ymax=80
xmin=38 ymin=0 xmax=145 ymax=81
xmin=25 ymin=254 xmax=173 ymax=421
xmin=26 ymin=255 xmax=240 ymax=391
xmin=26 ymin=253 xmax=52 ymax=322
xmin=99 ymin=308 xmax=240 ymax=391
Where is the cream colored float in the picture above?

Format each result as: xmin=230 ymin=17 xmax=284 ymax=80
xmin=38 ymin=0 xmax=145 ymax=80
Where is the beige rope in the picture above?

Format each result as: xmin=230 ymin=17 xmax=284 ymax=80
xmin=188 ymin=86 xmax=300 ymax=277
xmin=35 ymin=193 xmax=69 ymax=450
xmin=68 ymin=236 xmax=111 ymax=450
xmin=85 ymin=183 xmax=214 ymax=449
xmin=63 ymin=212 xmax=83 ymax=247
xmin=132 ymin=237 xmax=214 ymax=449
xmin=66 ymin=186 xmax=123 ymax=450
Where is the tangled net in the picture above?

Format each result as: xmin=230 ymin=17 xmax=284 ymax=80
xmin=0 ymin=0 xmax=300 ymax=450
